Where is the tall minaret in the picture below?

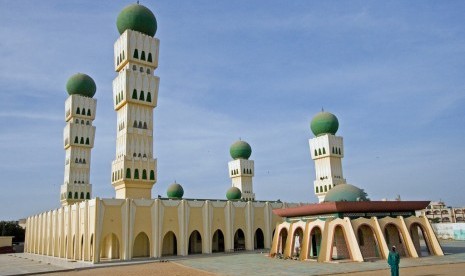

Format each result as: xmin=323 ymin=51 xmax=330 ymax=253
xmin=309 ymin=111 xmax=347 ymax=202
xmin=60 ymin=73 xmax=97 ymax=206
xmin=111 ymin=4 xmax=159 ymax=199
xmin=228 ymin=140 xmax=255 ymax=200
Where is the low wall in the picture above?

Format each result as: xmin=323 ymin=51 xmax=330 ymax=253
xmin=0 ymin=237 xmax=14 ymax=247
xmin=431 ymin=223 xmax=465 ymax=240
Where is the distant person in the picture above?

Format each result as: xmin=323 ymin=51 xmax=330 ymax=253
xmin=388 ymin=245 xmax=400 ymax=276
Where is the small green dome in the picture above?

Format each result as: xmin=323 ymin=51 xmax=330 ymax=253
xmin=167 ymin=182 xmax=184 ymax=199
xmin=66 ymin=73 xmax=96 ymax=98
xmin=117 ymin=4 xmax=157 ymax=37
xmin=230 ymin=140 xmax=252 ymax=160
xmin=226 ymin=187 xmax=242 ymax=200
xmin=311 ymin=111 xmax=339 ymax=136
xmin=324 ymin=184 xmax=369 ymax=202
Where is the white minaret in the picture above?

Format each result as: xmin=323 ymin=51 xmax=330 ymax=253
xmin=309 ymin=111 xmax=347 ymax=202
xmin=111 ymin=4 xmax=159 ymax=199
xmin=60 ymin=73 xmax=97 ymax=206
xmin=228 ymin=140 xmax=255 ymax=200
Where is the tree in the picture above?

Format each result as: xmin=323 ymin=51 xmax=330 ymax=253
xmin=0 ymin=221 xmax=25 ymax=243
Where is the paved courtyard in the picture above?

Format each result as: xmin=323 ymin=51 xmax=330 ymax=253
xmin=1 ymin=240 xmax=464 ymax=276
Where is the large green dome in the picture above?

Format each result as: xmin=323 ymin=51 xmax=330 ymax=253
xmin=167 ymin=182 xmax=184 ymax=199
xmin=311 ymin=111 xmax=339 ymax=136
xmin=66 ymin=73 xmax=96 ymax=98
xmin=230 ymin=140 xmax=252 ymax=160
xmin=226 ymin=187 xmax=242 ymax=200
xmin=324 ymin=184 xmax=369 ymax=202
xmin=117 ymin=4 xmax=157 ymax=37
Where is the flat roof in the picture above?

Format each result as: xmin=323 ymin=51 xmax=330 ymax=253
xmin=273 ymin=201 xmax=430 ymax=218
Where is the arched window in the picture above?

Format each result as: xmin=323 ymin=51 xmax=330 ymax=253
xmin=146 ymin=69 xmax=150 ymax=74
xmin=76 ymin=107 xmax=80 ymax=114
xmin=122 ymin=50 xmax=125 ymax=59
xmin=138 ymin=121 xmax=142 ymax=128
xmin=126 ymin=168 xmax=131 ymax=179
xmin=324 ymin=185 xmax=327 ymax=192
xmin=87 ymin=109 xmax=91 ymax=116
xmin=133 ymin=120 xmax=138 ymax=128
xmin=86 ymin=192 xmax=90 ymax=199
xmin=143 ymin=122 xmax=147 ymax=129
xmin=322 ymin=148 xmax=326 ymax=154
xmin=75 ymin=158 xmax=79 ymax=163
xmin=86 ymin=121 xmax=90 ymax=125
xmin=243 ymin=168 xmax=246 ymax=174
xmin=120 ymin=53 xmax=122 ymax=63
xmin=115 ymin=95 xmax=118 ymax=104
xmin=150 ymin=170 xmax=155 ymax=180
xmin=133 ymin=65 xmax=137 ymax=71
xmin=148 ymin=53 xmax=153 ymax=62
xmin=338 ymin=148 xmax=341 ymax=154
xmin=143 ymin=154 xmax=147 ymax=158
xmin=78 ymin=158 xmax=82 ymax=163
xmin=142 ymin=169 xmax=147 ymax=179
xmin=80 ymin=192 xmax=84 ymax=199
xmin=80 ymin=137 xmax=84 ymax=144
xmin=74 ymin=192 xmax=78 ymax=199
xmin=133 ymin=49 xmax=139 ymax=59
xmin=132 ymin=89 xmax=137 ymax=99
xmin=133 ymin=153 xmax=137 ymax=157
xmin=68 ymin=192 xmax=72 ymax=199
xmin=138 ymin=153 xmax=142 ymax=157
xmin=75 ymin=119 xmax=79 ymax=123
xmin=116 ymin=56 xmax=120 ymax=65
xmin=316 ymin=186 xmax=319 ymax=193
xmin=134 ymin=169 xmax=139 ymax=179
xmin=318 ymin=149 xmax=322 ymax=155
xmin=140 ymin=67 xmax=143 ymax=73
xmin=81 ymin=120 xmax=84 ymax=124
xmin=332 ymin=147 xmax=335 ymax=153
xmin=314 ymin=149 xmax=318 ymax=156
xmin=141 ymin=51 xmax=146 ymax=61
xmin=85 ymin=138 xmax=90 ymax=145
xmin=147 ymin=92 xmax=152 ymax=102
xmin=82 ymin=108 xmax=86 ymax=115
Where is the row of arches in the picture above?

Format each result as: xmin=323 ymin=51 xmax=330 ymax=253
xmin=231 ymin=168 xmax=253 ymax=176
xmin=133 ymin=120 xmax=148 ymax=130
xmin=116 ymin=50 xmax=126 ymax=66
xmin=314 ymin=147 xmax=342 ymax=157
xmin=65 ymin=191 xmax=90 ymax=200
xmin=115 ymin=89 xmax=154 ymax=105
xmin=74 ymin=119 xmax=91 ymax=125
xmin=100 ymin=228 xmax=266 ymax=260
xmin=274 ymin=220 xmax=437 ymax=262
xmin=315 ymin=184 xmax=335 ymax=194
xmin=112 ymin=168 xmax=155 ymax=182
xmin=73 ymin=136 xmax=90 ymax=145
xmin=76 ymin=107 xmax=92 ymax=117
xmin=133 ymin=49 xmax=153 ymax=63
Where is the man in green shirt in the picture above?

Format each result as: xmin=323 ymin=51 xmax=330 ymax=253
xmin=387 ymin=245 xmax=400 ymax=276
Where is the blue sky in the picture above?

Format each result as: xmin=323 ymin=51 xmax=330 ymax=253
xmin=1 ymin=1 xmax=464 ymax=220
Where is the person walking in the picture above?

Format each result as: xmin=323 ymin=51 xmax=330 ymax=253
xmin=388 ymin=245 xmax=400 ymax=276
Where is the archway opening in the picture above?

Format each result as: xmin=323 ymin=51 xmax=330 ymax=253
xmin=80 ymin=235 xmax=84 ymax=260
xmin=234 ymin=229 xmax=245 ymax=251
xmin=331 ymin=225 xmax=350 ymax=260
xmin=308 ymin=226 xmax=322 ymax=259
xmin=254 ymin=228 xmax=265 ymax=250
xmin=212 ymin=229 xmax=225 ymax=253
xmin=291 ymin=227 xmax=304 ymax=258
xmin=89 ymin=234 xmax=93 ymax=261
xmin=162 ymin=231 xmax=177 ymax=256
xmin=357 ymin=224 xmax=381 ymax=260
xmin=278 ymin=228 xmax=288 ymax=254
xmin=188 ymin=230 xmax=202 ymax=254
xmin=100 ymin=233 xmax=120 ymax=260
xmin=384 ymin=224 xmax=408 ymax=257
xmin=410 ymin=223 xmax=432 ymax=257
xmin=133 ymin=232 xmax=150 ymax=258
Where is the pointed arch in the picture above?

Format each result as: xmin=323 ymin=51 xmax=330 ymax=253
xmin=85 ymin=138 xmax=90 ymax=145
xmin=148 ymin=53 xmax=153 ymax=62
xmin=150 ymin=170 xmax=155 ymax=180
xmin=80 ymin=137 xmax=84 ymax=144
xmin=133 ymin=49 xmax=139 ymax=59
xmin=162 ymin=231 xmax=177 ymax=256
xmin=234 ymin=229 xmax=245 ymax=251
xmin=139 ymin=90 xmax=145 ymax=101
xmin=132 ymin=89 xmax=137 ymax=99
xmin=308 ymin=226 xmax=322 ymax=259
xmin=86 ymin=192 xmax=90 ymax=199
xmin=212 ymin=229 xmax=224 ymax=253
xmin=188 ymin=230 xmax=202 ymax=254
xmin=87 ymin=109 xmax=91 ymax=116
xmin=76 ymin=107 xmax=80 ymax=114
xmin=126 ymin=168 xmax=131 ymax=179
xmin=100 ymin=233 xmax=120 ymax=260
xmin=140 ymin=51 xmax=146 ymax=61
xmin=80 ymin=192 xmax=84 ymax=199
xmin=68 ymin=192 xmax=72 ymax=199
xmin=254 ymin=228 xmax=265 ymax=250
xmin=142 ymin=169 xmax=147 ymax=180
xmin=74 ymin=192 xmax=78 ymax=199
xmin=133 ymin=232 xmax=150 ymax=258
xmin=134 ymin=169 xmax=139 ymax=179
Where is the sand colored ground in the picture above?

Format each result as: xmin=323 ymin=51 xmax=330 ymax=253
xmin=344 ymin=262 xmax=465 ymax=276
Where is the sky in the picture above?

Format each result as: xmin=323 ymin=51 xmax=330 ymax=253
xmin=0 ymin=1 xmax=464 ymax=220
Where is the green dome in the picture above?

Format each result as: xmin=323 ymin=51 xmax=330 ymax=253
xmin=311 ymin=111 xmax=339 ymax=136
xmin=230 ymin=140 xmax=252 ymax=160
xmin=66 ymin=73 xmax=96 ymax=98
xmin=226 ymin=187 xmax=242 ymax=200
xmin=167 ymin=182 xmax=184 ymax=199
xmin=117 ymin=4 xmax=157 ymax=37
xmin=324 ymin=184 xmax=369 ymax=202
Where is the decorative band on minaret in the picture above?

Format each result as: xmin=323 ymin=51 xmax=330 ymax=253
xmin=228 ymin=140 xmax=255 ymax=200
xmin=111 ymin=4 xmax=159 ymax=199
xmin=60 ymin=73 xmax=97 ymax=206
xmin=309 ymin=111 xmax=347 ymax=202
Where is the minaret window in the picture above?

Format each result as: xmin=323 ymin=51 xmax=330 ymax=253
xmin=76 ymin=107 xmax=80 ymax=114
xmin=87 ymin=109 xmax=91 ymax=116
xmin=143 ymin=122 xmax=147 ymax=129
xmin=82 ymin=108 xmax=86 ymax=115
xmin=74 ymin=136 xmax=79 ymax=144
xmin=140 ymin=67 xmax=143 ymax=73
xmin=148 ymin=53 xmax=152 ymax=62
xmin=122 ymin=51 xmax=125 ymax=60
xmin=324 ymin=185 xmax=327 ymax=192
xmin=80 ymin=192 xmax=84 ymax=199
xmin=318 ymin=149 xmax=322 ymax=155
xmin=133 ymin=49 xmax=139 ymax=59
xmin=338 ymin=148 xmax=341 ymax=154
xmin=143 ymin=154 xmax=147 ymax=158
xmin=133 ymin=65 xmax=137 ymax=71
xmin=68 ymin=192 xmax=72 ymax=199
xmin=81 ymin=120 xmax=84 ymax=124
xmin=150 ymin=170 xmax=155 ymax=180
xmin=74 ymin=192 xmax=78 ymax=199
xmin=134 ymin=169 xmax=139 ymax=179
xmin=80 ymin=137 xmax=84 ymax=144
xmin=141 ymin=51 xmax=146 ymax=61
xmin=126 ymin=168 xmax=131 ymax=179
xmin=316 ymin=187 xmax=319 ymax=193
xmin=86 ymin=193 xmax=90 ymax=199
xmin=322 ymin=148 xmax=326 ymax=154
xmin=117 ymin=56 xmax=120 ymax=65
xmin=133 ymin=120 xmax=137 ymax=128
xmin=138 ymin=121 xmax=142 ymax=128
xmin=120 ymin=53 xmax=122 ymax=63
xmin=142 ymin=169 xmax=147 ymax=180
xmin=85 ymin=138 xmax=90 ymax=145
xmin=147 ymin=92 xmax=152 ymax=102
xmin=75 ymin=119 xmax=79 ymax=123
xmin=314 ymin=149 xmax=318 ymax=156
xmin=146 ymin=69 xmax=150 ymax=74
xmin=86 ymin=121 xmax=90 ymax=125
xmin=132 ymin=89 xmax=137 ymax=99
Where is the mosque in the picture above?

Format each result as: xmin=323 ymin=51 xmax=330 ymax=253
xmin=25 ymin=3 xmax=443 ymax=264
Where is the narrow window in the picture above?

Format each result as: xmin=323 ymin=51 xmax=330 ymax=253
xmin=138 ymin=153 xmax=142 ymax=157
xmin=143 ymin=154 xmax=147 ymax=158
xmin=74 ymin=192 xmax=78 ymax=199
xmin=117 ymin=56 xmax=120 ymax=65
xmin=82 ymin=108 xmax=86 ymax=115
xmin=243 ymin=168 xmax=246 ymax=174
xmin=148 ymin=53 xmax=153 ymax=62
xmin=132 ymin=89 xmax=137 ymax=99
xmin=146 ymin=69 xmax=150 ymax=74
xmin=141 ymin=51 xmax=146 ymax=61
xmin=134 ymin=169 xmax=139 ymax=179
xmin=142 ymin=169 xmax=147 ymax=179
xmin=80 ymin=192 xmax=84 ymax=199
xmin=318 ymin=149 xmax=322 ymax=155
xmin=115 ymin=95 xmax=118 ymax=104
xmin=147 ymin=92 xmax=152 ymax=102
xmin=133 ymin=65 xmax=137 ymax=71
xmin=140 ymin=67 xmax=143 ymax=72
xmin=81 ymin=120 xmax=84 ymax=124
xmin=138 ymin=121 xmax=142 ymax=128
xmin=139 ymin=91 xmax=145 ymax=101
xmin=86 ymin=192 xmax=90 ymax=199
xmin=78 ymin=158 xmax=82 ymax=163
xmin=126 ymin=168 xmax=131 ymax=178
xmin=338 ymin=148 xmax=341 ymax=154
xmin=133 ymin=120 xmax=138 ymax=128
xmin=87 ymin=109 xmax=91 ymax=116
xmin=322 ymin=148 xmax=326 ymax=154
xmin=68 ymin=192 xmax=72 ymax=199
xmin=324 ymin=185 xmax=327 ymax=192
xmin=85 ymin=138 xmax=90 ymax=145
xmin=86 ymin=121 xmax=90 ymax=125
xmin=76 ymin=107 xmax=80 ymax=114
xmin=316 ymin=186 xmax=319 ymax=193
xmin=74 ymin=136 xmax=79 ymax=144
xmin=143 ymin=122 xmax=147 ymax=129
xmin=80 ymin=137 xmax=84 ymax=144
xmin=150 ymin=170 xmax=155 ymax=180
xmin=75 ymin=119 xmax=79 ymax=123
xmin=314 ymin=149 xmax=318 ymax=156
xmin=120 ymin=53 xmax=122 ymax=63
xmin=133 ymin=49 xmax=139 ymax=59
xmin=122 ymin=50 xmax=125 ymax=59
xmin=332 ymin=147 xmax=335 ymax=153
